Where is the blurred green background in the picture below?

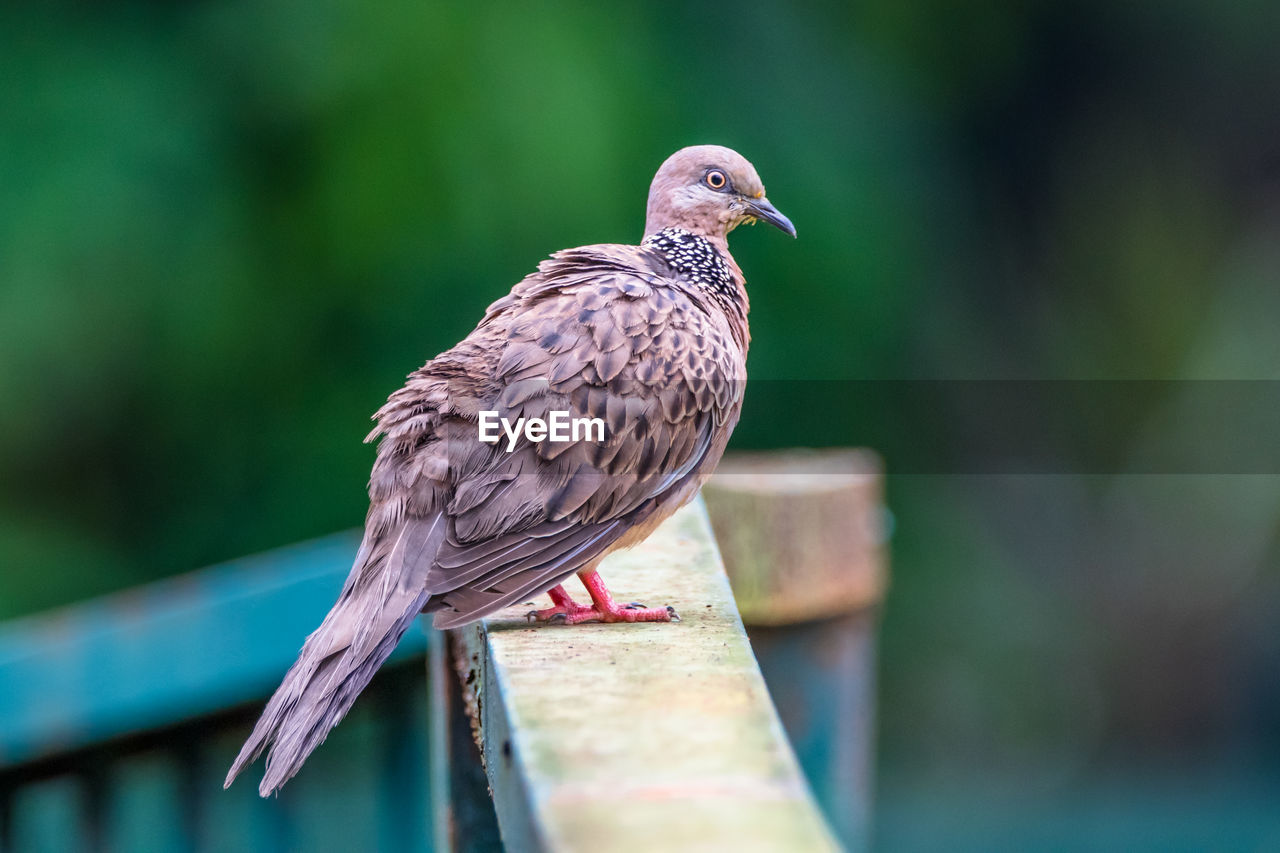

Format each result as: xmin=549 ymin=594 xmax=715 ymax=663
xmin=4 ymin=0 xmax=1280 ymax=848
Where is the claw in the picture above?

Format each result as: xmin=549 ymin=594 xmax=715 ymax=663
xmin=527 ymin=574 xmax=679 ymax=627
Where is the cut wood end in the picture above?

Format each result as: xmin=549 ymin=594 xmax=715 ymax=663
xmin=704 ymin=448 xmax=888 ymax=624
xmin=708 ymin=448 xmax=882 ymax=494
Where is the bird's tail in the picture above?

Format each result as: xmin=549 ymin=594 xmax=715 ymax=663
xmin=224 ymin=513 xmax=445 ymax=796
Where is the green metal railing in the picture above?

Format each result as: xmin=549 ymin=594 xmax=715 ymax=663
xmin=0 ymin=533 xmax=432 ymax=852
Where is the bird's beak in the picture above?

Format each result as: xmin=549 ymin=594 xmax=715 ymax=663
xmin=743 ymin=196 xmax=796 ymax=237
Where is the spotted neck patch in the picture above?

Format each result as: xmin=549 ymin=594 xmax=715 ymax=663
xmin=644 ymin=227 xmax=740 ymax=305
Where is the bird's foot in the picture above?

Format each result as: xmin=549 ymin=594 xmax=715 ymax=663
xmin=558 ymin=602 xmax=678 ymax=625
xmin=577 ymin=568 xmax=677 ymax=623
xmin=526 ymin=583 xmax=597 ymax=623
xmin=524 ymin=577 xmax=679 ymax=625
xmin=526 ymin=601 xmax=599 ymax=623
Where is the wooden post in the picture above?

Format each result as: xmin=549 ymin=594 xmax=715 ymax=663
xmin=702 ymin=448 xmax=888 ymax=852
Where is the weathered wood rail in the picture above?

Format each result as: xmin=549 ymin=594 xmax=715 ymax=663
xmin=705 ymin=449 xmax=888 ymax=851
xmin=431 ymin=499 xmax=844 ymax=852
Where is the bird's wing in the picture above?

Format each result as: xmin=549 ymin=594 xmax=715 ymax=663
xmin=367 ymin=244 xmax=747 ymax=627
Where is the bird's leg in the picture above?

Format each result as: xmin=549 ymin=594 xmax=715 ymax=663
xmin=526 ymin=584 xmax=597 ymax=623
xmin=526 ymin=573 xmax=678 ymax=625
xmin=556 ymin=569 xmax=678 ymax=625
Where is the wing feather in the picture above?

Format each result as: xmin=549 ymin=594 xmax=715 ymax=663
xmin=362 ymin=243 xmax=745 ymax=628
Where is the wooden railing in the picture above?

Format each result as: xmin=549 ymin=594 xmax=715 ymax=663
xmin=430 ymin=497 xmax=851 ymax=852
xmin=705 ymin=449 xmax=888 ymax=850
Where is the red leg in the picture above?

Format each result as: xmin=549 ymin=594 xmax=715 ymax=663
xmin=556 ymin=569 xmax=677 ymax=625
xmin=526 ymin=573 xmax=678 ymax=625
xmin=526 ymin=584 xmax=597 ymax=623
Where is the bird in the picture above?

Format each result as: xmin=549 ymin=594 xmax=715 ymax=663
xmin=224 ymin=144 xmax=795 ymax=796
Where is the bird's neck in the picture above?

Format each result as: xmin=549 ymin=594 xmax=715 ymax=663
xmin=643 ymin=227 xmax=750 ymax=344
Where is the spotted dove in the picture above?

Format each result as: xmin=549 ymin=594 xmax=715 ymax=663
xmin=225 ymin=145 xmax=795 ymax=796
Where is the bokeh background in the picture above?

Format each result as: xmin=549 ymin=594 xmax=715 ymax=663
xmin=5 ymin=0 xmax=1280 ymax=848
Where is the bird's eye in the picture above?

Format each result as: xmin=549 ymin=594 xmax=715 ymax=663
xmin=704 ymin=170 xmax=728 ymax=191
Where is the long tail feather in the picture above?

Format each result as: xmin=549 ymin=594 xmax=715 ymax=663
xmin=225 ymin=512 xmax=444 ymax=796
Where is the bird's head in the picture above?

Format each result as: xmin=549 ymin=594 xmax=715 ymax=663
xmin=643 ymin=145 xmax=796 ymax=242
